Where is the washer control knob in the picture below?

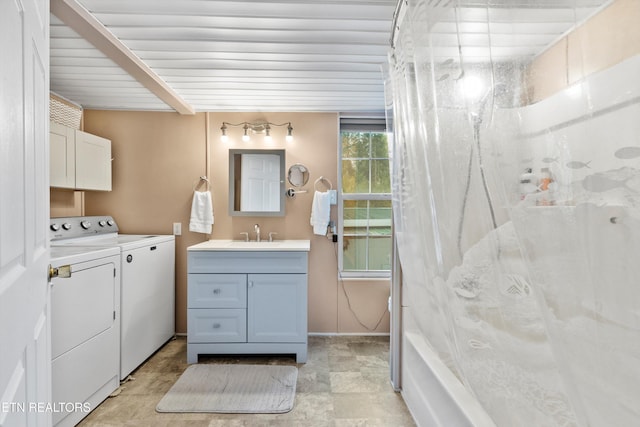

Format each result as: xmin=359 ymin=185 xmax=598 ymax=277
xmin=80 ymin=220 xmax=91 ymax=230
xmin=98 ymin=220 xmax=107 ymax=227
xmin=62 ymin=223 xmax=71 ymax=230
xmin=50 ymin=224 xmax=60 ymax=231
xmin=107 ymin=219 xmax=115 ymax=226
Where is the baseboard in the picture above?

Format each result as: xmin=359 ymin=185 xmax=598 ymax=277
xmin=308 ymin=332 xmax=390 ymax=337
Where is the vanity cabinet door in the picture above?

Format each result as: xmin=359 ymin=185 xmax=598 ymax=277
xmin=247 ymin=274 xmax=307 ymax=343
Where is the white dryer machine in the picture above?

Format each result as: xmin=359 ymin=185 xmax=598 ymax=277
xmin=50 ymin=216 xmax=175 ymax=379
xmin=50 ymin=245 xmax=121 ymax=427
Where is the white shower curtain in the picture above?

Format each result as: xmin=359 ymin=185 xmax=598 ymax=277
xmin=388 ymin=0 xmax=640 ymax=426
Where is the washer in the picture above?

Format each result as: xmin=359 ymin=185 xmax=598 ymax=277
xmin=50 ymin=245 xmax=121 ymax=427
xmin=50 ymin=216 xmax=175 ymax=379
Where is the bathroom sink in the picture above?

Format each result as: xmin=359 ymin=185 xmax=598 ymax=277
xmin=188 ymin=239 xmax=310 ymax=251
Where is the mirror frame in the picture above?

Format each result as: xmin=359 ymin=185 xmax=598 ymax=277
xmin=228 ymin=149 xmax=286 ymax=217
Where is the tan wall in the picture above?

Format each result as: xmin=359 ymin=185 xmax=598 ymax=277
xmin=527 ymin=0 xmax=640 ymax=102
xmin=75 ymin=110 xmax=389 ymax=335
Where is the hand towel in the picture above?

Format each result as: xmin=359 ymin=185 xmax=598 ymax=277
xmin=189 ymin=191 xmax=214 ymax=234
xmin=310 ymin=190 xmax=331 ymax=235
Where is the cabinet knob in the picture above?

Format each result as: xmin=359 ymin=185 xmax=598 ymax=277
xmin=212 ymin=323 xmax=221 ymax=329
xmin=213 ymin=288 xmax=221 ymax=294
xmin=248 ymin=281 xmax=254 ymax=288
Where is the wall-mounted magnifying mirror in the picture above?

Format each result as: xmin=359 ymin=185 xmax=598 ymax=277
xmin=288 ymin=164 xmax=309 ymax=187
xmin=285 ymin=164 xmax=310 ymax=198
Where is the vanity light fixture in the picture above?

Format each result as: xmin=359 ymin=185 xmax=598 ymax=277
xmin=220 ymin=121 xmax=293 ymax=143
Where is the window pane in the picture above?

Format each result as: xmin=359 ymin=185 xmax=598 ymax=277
xmin=371 ymin=159 xmax=391 ymax=193
xmin=344 ymin=200 xmax=368 ymax=235
xmin=342 ymin=132 xmax=370 ymax=158
xmin=342 ymin=159 xmax=370 ymax=193
xmin=369 ymin=200 xmax=392 ymax=235
xmin=368 ymin=236 xmax=392 ymax=270
xmin=341 ymin=159 xmax=356 ymax=193
xmin=371 ymin=133 xmax=389 ymax=158
xmin=343 ymin=235 xmax=367 ymax=270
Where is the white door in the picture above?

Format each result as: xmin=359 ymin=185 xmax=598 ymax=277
xmin=0 ymin=1 xmax=51 ymax=426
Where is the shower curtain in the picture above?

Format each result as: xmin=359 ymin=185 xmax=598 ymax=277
xmin=388 ymin=0 xmax=640 ymax=426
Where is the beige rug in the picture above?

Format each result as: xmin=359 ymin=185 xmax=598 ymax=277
xmin=156 ymin=364 xmax=297 ymax=414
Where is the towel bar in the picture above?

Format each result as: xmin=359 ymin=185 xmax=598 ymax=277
xmin=193 ymin=176 xmax=210 ymax=191
xmin=314 ymin=176 xmax=332 ymax=191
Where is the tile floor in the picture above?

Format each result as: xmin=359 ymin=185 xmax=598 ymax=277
xmin=78 ymin=335 xmax=416 ymax=426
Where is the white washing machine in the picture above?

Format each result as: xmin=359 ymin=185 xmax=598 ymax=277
xmin=50 ymin=245 xmax=121 ymax=427
xmin=50 ymin=216 xmax=176 ymax=379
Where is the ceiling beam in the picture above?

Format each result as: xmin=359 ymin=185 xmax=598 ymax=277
xmin=50 ymin=0 xmax=195 ymax=115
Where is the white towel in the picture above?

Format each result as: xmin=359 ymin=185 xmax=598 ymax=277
xmin=189 ymin=191 xmax=214 ymax=234
xmin=310 ymin=190 xmax=331 ymax=235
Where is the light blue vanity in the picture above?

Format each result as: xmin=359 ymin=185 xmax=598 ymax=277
xmin=186 ymin=240 xmax=310 ymax=363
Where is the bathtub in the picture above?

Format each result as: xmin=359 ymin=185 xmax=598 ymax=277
xmin=401 ymin=310 xmax=496 ymax=427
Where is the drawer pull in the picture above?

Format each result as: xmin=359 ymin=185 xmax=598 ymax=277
xmin=213 ymin=288 xmax=221 ymax=295
xmin=212 ymin=323 xmax=221 ymax=329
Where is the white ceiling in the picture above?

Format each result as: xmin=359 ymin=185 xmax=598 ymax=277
xmin=49 ymin=0 xmax=611 ymax=114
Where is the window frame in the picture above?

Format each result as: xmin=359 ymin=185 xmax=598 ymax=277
xmin=338 ymin=117 xmax=392 ymax=279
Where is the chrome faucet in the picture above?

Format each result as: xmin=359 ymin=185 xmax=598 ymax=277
xmin=254 ymin=223 xmax=261 ymax=242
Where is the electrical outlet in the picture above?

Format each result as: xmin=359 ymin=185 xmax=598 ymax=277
xmin=173 ymin=222 xmax=182 ymax=236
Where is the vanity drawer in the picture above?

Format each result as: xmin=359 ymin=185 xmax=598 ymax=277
xmin=188 ymin=309 xmax=246 ymax=343
xmin=188 ymin=274 xmax=246 ymax=309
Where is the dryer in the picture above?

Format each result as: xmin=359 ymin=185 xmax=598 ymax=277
xmin=50 ymin=216 xmax=175 ymax=379
xmin=50 ymin=245 xmax=120 ymax=427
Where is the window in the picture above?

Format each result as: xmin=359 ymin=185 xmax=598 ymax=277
xmin=339 ymin=117 xmax=392 ymax=276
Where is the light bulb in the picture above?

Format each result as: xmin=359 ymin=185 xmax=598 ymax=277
xmin=220 ymin=124 xmax=228 ymax=143
xmin=286 ymin=124 xmax=293 ymax=142
xmin=264 ymin=125 xmax=272 ymax=143
xmin=242 ymin=124 xmax=250 ymax=142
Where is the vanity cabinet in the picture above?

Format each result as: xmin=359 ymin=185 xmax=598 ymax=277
xmin=187 ymin=247 xmax=309 ymax=363
xmin=50 ymin=121 xmax=112 ymax=191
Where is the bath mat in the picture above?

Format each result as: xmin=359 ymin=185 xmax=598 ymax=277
xmin=156 ymin=364 xmax=297 ymax=414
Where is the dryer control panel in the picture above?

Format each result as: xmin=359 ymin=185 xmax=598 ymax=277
xmin=50 ymin=216 xmax=119 ymax=241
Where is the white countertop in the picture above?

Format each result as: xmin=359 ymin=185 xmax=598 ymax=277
xmin=187 ymin=239 xmax=311 ymax=252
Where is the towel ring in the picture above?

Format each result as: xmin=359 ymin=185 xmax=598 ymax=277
xmin=193 ymin=176 xmax=210 ymax=191
xmin=314 ymin=176 xmax=332 ymax=191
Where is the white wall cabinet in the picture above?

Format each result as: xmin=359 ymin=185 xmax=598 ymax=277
xmin=50 ymin=121 xmax=76 ymax=188
xmin=187 ymin=250 xmax=308 ymax=363
xmin=50 ymin=121 xmax=112 ymax=191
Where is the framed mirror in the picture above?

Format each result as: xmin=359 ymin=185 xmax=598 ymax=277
xmin=228 ymin=149 xmax=285 ymax=216
xmin=287 ymin=163 xmax=309 ymax=187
